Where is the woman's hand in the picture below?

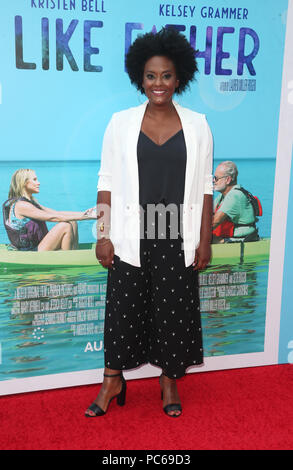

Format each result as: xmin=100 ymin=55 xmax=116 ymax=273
xmin=83 ymin=207 xmax=97 ymax=219
xmin=194 ymin=194 xmax=213 ymax=271
xmin=192 ymin=241 xmax=211 ymax=271
xmin=96 ymin=239 xmax=114 ymax=268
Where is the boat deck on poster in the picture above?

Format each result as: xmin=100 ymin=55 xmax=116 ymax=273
xmin=0 ymin=239 xmax=270 ymax=269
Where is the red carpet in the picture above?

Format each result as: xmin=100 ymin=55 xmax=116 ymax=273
xmin=0 ymin=364 xmax=292 ymax=450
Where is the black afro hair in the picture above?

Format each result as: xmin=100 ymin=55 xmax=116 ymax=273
xmin=125 ymin=28 xmax=198 ymax=95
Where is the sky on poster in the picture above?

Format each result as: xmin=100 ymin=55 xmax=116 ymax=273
xmin=0 ymin=0 xmax=289 ymax=161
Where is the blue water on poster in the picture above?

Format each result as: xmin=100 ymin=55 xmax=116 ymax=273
xmin=0 ymin=258 xmax=268 ymax=379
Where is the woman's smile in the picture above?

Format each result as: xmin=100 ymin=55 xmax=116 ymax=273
xmin=142 ymin=56 xmax=179 ymax=106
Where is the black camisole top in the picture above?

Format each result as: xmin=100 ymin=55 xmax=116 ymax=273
xmin=137 ymin=129 xmax=187 ymax=206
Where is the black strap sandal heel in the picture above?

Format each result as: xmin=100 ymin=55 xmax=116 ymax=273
xmin=159 ymin=372 xmax=182 ymax=418
xmin=85 ymin=372 xmax=126 ymax=417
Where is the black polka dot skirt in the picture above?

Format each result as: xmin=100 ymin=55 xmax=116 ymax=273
xmin=103 ymin=207 xmax=204 ymax=379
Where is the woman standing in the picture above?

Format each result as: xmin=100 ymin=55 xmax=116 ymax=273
xmin=85 ymin=28 xmax=213 ymax=418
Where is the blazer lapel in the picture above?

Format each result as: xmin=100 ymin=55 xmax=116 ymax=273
xmin=126 ymin=102 xmax=148 ymax=207
xmin=173 ymin=102 xmax=198 ymax=206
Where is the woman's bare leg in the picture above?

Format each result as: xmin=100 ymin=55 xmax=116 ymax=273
xmin=68 ymin=221 xmax=79 ymax=249
xmin=85 ymin=367 xmax=122 ymax=416
xmin=37 ymin=222 xmax=73 ymax=251
xmin=160 ymin=374 xmax=182 ymax=417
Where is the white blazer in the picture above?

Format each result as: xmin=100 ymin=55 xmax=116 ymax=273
xmin=97 ymin=101 xmax=213 ymax=267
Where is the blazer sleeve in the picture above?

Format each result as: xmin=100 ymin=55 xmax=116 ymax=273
xmin=97 ymin=115 xmax=115 ymax=192
xmin=203 ymin=116 xmax=214 ymax=195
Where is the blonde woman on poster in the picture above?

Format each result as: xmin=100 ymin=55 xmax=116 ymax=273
xmin=3 ymin=168 xmax=96 ymax=251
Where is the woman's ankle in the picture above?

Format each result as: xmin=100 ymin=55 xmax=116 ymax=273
xmin=104 ymin=367 xmax=121 ymax=376
xmin=161 ymin=372 xmax=176 ymax=383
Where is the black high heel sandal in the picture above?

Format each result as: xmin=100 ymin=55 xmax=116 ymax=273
xmin=85 ymin=372 xmax=126 ymax=417
xmin=159 ymin=372 xmax=182 ymax=418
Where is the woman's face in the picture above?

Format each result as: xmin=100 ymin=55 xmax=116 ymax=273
xmin=142 ymin=56 xmax=179 ymax=106
xmin=25 ymin=171 xmax=40 ymax=194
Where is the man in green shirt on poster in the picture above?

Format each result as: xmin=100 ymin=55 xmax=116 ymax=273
xmin=212 ymin=161 xmax=261 ymax=243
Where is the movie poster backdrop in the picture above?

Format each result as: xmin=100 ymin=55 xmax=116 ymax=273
xmin=0 ymin=0 xmax=291 ymax=394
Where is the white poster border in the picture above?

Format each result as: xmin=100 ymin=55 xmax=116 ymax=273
xmin=263 ymin=0 xmax=293 ymax=364
xmin=1 ymin=0 xmax=293 ymax=396
xmin=0 ymin=352 xmax=279 ymax=396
